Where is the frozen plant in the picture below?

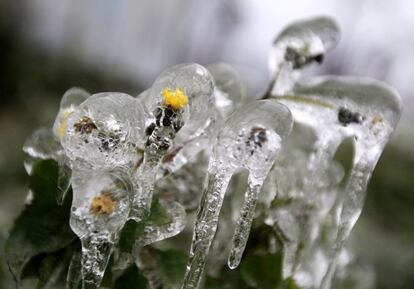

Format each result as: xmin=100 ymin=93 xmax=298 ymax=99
xmin=12 ymin=16 xmax=401 ymax=289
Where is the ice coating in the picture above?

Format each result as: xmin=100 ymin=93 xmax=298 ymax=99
xmin=267 ymin=17 xmax=340 ymax=96
xmin=53 ymin=87 xmax=90 ymax=141
xmin=135 ymin=200 xmax=186 ymax=249
xmin=130 ymin=64 xmax=214 ymax=221
xmin=207 ymin=63 xmax=244 ymax=118
xmin=23 ymin=128 xmax=63 ymax=166
xmin=61 ymin=92 xmax=145 ymax=170
xmin=70 ymin=169 xmax=132 ymax=289
xmin=182 ymin=100 xmax=293 ymax=289
xmin=154 ymin=63 xmax=215 ymax=173
xmin=264 ymin=130 xmax=344 ymax=287
xmin=269 ymin=76 xmax=401 ymax=288
xmin=22 ymin=127 xmax=72 ymax=203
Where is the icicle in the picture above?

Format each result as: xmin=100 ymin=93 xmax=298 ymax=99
xmin=228 ymin=177 xmax=263 ymax=269
xmin=69 ymin=169 xmax=132 ymax=289
xmin=294 ymin=77 xmax=402 ymax=289
xmin=271 ymin=75 xmax=401 ymax=288
xmin=182 ymin=100 xmax=292 ymax=289
xmin=266 ymin=17 xmax=340 ymax=96
xmin=130 ymin=63 xmax=214 ymax=221
xmin=66 ymin=244 xmax=82 ymax=289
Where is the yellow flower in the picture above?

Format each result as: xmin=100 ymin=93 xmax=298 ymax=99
xmin=90 ymin=194 xmax=116 ymax=216
xmin=162 ymin=88 xmax=188 ymax=110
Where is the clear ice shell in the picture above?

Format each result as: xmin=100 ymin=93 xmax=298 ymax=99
xmin=182 ymin=100 xmax=293 ymax=289
xmin=207 ymin=63 xmax=244 ymax=118
xmin=151 ymin=63 xmax=216 ymax=172
xmin=53 ymin=87 xmax=90 ymax=141
xmin=272 ymin=76 xmax=401 ymax=288
xmin=268 ymin=17 xmax=340 ymax=96
xmin=61 ymin=92 xmax=145 ymax=170
xmin=134 ymin=200 xmax=186 ymax=249
xmin=70 ymin=169 xmax=132 ymax=289
xmin=23 ymin=127 xmax=71 ymax=203
xmin=23 ymin=127 xmax=63 ymax=162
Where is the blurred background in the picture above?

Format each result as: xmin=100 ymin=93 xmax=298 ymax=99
xmin=0 ymin=0 xmax=413 ymax=288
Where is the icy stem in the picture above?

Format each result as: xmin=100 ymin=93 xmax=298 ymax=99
xmin=131 ymin=63 xmax=214 ymax=220
xmin=267 ymin=17 xmax=340 ymax=96
xmin=182 ymin=100 xmax=292 ymax=289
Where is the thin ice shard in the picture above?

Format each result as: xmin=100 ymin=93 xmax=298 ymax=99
xmin=70 ymin=169 xmax=132 ymax=289
xmin=182 ymin=100 xmax=292 ymax=289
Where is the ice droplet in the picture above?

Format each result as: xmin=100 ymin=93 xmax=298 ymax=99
xmin=70 ymin=169 xmax=132 ymax=289
xmin=62 ymin=92 xmax=145 ymax=170
xmin=182 ymin=100 xmax=292 ymax=289
xmin=267 ymin=17 xmax=340 ymax=96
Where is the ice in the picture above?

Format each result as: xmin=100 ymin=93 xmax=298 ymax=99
xmin=130 ymin=64 xmax=214 ymax=221
xmin=23 ymin=127 xmax=63 ymax=161
xmin=149 ymin=63 xmax=215 ymax=174
xmin=267 ymin=17 xmax=340 ymax=96
xmin=66 ymin=244 xmax=82 ymax=289
xmin=135 ymin=200 xmax=186 ymax=249
xmin=22 ymin=127 xmax=73 ymax=203
xmin=267 ymin=75 xmax=401 ymax=288
xmin=53 ymin=87 xmax=90 ymax=142
xmin=182 ymin=100 xmax=292 ymax=289
xmin=207 ymin=63 xmax=244 ymax=118
xmin=61 ymin=92 xmax=145 ymax=170
xmin=69 ymin=169 xmax=132 ymax=289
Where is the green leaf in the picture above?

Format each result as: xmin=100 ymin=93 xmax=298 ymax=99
xmin=5 ymin=160 xmax=76 ymax=280
xmin=149 ymin=247 xmax=187 ymax=285
xmin=240 ymin=252 xmax=283 ymax=289
xmin=283 ymin=277 xmax=300 ymax=289
xmin=113 ymin=265 xmax=147 ymax=289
